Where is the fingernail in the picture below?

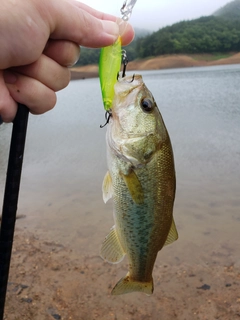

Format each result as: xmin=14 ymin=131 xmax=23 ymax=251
xmin=102 ymin=21 xmax=119 ymax=39
xmin=67 ymin=49 xmax=81 ymax=68
xmin=3 ymin=71 xmax=17 ymax=84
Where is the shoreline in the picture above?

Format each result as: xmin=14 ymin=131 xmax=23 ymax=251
xmin=5 ymin=226 xmax=240 ymax=319
xmin=70 ymin=52 xmax=240 ymax=80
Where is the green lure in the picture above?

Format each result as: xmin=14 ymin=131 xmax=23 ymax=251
xmin=99 ymin=36 xmax=122 ymax=111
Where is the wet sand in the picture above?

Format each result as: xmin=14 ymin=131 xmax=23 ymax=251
xmin=3 ymin=176 xmax=240 ymax=319
xmin=4 ymin=226 xmax=240 ymax=320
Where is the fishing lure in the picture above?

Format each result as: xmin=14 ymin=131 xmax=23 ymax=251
xmin=99 ymin=36 xmax=122 ymax=111
xmin=99 ymin=0 xmax=137 ymax=111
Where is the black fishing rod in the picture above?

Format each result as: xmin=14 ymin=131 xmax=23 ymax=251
xmin=0 ymin=104 xmax=29 ymax=319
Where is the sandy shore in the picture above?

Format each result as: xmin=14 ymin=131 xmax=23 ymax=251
xmin=4 ymin=226 xmax=240 ymax=320
xmin=71 ymin=52 xmax=240 ymax=80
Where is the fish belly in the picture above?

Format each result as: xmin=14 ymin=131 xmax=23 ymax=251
xmin=109 ymin=142 xmax=175 ymax=294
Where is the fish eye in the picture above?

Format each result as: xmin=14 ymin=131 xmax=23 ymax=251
xmin=141 ymin=98 xmax=155 ymax=113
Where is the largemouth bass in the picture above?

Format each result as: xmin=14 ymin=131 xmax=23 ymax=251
xmin=101 ymin=74 xmax=178 ymax=295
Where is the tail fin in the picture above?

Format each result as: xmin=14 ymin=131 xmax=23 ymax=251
xmin=111 ymin=273 xmax=153 ymax=295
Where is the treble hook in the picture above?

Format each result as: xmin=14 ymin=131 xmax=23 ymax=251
xmin=122 ymin=50 xmax=128 ymax=78
xmin=100 ymin=111 xmax=112 ymax=128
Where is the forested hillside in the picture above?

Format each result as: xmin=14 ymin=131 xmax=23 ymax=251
xmin=136 ymin=16 xmax=240 ymax=58
xmin=136 ymin=0 xmax=240 ymax=57
xmin=214 ymin=0 xmax=240 ymax=19
xmin=76 ymin=0 xmax=240 ymax=66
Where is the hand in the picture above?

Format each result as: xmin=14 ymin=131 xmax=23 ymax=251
xmin=0 ymin=0 xmax=134 ymax=122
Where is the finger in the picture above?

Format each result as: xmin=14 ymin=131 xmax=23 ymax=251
xmin=120 ymin=23 xmax=135 ymax=46
xmin=49 ymin=0 xmax=134 ymax=47
xmin=70 ymin=2 xmax=135 ymax=46
xmin=44 ymin=40 xmax=80 ymax=67
xmin=10 ymin=55 xmax=71 ymax=92
xmin=0 ymin=71 xmax=18 ymax=122
xmin=3 ymin=72 xmax=57 ymax=115
xmin=69 ymin=1 xmax=118 ymax=21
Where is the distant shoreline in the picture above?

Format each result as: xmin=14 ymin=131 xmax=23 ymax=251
xmin=70 ymin=52 xmax=240 ymax=80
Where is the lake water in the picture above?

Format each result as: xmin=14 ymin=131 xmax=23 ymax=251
xmin=0 ymin=64 xmax=240 ymax=302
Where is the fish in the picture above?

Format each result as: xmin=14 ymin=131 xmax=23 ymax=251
xmin=101 ymin=74 xmax=178 ymax=295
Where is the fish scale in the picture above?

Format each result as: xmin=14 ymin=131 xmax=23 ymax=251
xmin=101 ymin=74 xmax=178 ymax=295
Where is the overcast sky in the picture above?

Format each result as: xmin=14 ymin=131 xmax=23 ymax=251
xmin=79 ymin=0 xmax=233 ymax=31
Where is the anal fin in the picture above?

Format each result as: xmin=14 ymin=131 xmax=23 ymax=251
xmin=164 ymin=218 xmax=178 ymax=247
xmin=100 ymin=226 xmax=125 ymax=264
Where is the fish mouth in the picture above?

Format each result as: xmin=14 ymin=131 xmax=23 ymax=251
xmin=118 ymin=74 xmax=143 ymax=85
xmin=111 ymin=75 xmax=144 ymax=113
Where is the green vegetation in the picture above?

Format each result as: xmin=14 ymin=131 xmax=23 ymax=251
xmin=136 ymin=16 xmax=240 ymax=57
xmin=77 ymin=47 xmax=100 ymax=66
xmin=76 ymin=0 xmax=240 ymax=66
xmin=214 ymin=0 xmax=240 ymax=20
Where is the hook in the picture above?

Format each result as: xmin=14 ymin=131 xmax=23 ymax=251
xmin=122 ymin=50 xmax=128 ymax=78
xmin=130 ymin=74 xmax=135 ymax=82
xmin=100 ymin=111 xmax=112 ymax=128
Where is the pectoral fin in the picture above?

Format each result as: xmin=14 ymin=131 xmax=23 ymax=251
xmin=164 ymin=219 xmax=178 ymax=247
xmin=100 ymin=226 xmax=125 ymax=264
xmin=102 ymin=171 xmax=113 ymax=203
xmin=121 ymin=170 xmax=144 ymax=204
